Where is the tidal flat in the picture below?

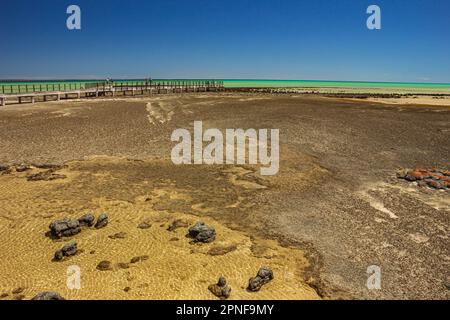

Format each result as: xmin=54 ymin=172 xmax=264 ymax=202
xmin=0 ymin=93 xmax=448 ymax=299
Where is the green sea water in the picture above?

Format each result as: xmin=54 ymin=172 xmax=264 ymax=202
xmin=1 ymin=79 xmax=449 ymax=94
xmin=222 ymin=79 xmax=450 ymax=90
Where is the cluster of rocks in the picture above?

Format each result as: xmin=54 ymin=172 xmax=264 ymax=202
xmin=31 ymin=291 xmax=65 ymax=300
xmin=49 ymin=219 xmax=81 ymax=238
xmin=54 ymin=241 xmax=77 ymax=261
xmin=27 ymin=170 xmax=67 ymax=181
xmin=188 ymin=221 xmax=216 ymax=243
xmin=97 ymin=255 xmax=150 ymax=272
xmin=247 ymin=266 xmax=274 ymax=292
xmin=0 ymin=163 xmax=64 ymax=177
xmin=208 ymin=267 xmax=274 ymax=300
xmin=1 ymin=289 xmax=65 ymax=300
xmin=398 ymin=168 xmax=450 ymax=190
xmin=48 ymin=213 xmax=108 ymax=239
xmin=164 ymin=220 xmax=216 ymax=243
xmin=0 ymin=287 xmax=27 ymax=300
xmin=48 ymin=213 xmax=108 ymax=263
xmin=208 ymin=276 xmax=231 ymax=299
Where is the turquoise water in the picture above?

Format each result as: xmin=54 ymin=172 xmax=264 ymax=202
xmin=221 ymin=79 xmax=450 ymax=89
xmin=1 ymin=79 xmax=449 ymax=94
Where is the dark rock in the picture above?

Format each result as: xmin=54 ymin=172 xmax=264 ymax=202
xmin=247 ymin=267 xmax=273 ymax=292
xmin=97 ymin=260 xmax=113 ymax=271
xmin=0 ymin=165 xmax=11 ymax=175
xmin=27 ymin=170 xmax=66 ymax=181
xmin=31 ymin=291 xmax=65 ymax=300
xmin=167 ymin=219 xmax=189 ymax=232
xmin=108 ymin=232 xmax=127 ymax=239
xmin=217 ymin=276 xmax=226 ymax=287
xmin=16 ymin=164 xmax=31 ymax=172
xmin=137 ymin=221 xmax=151 ymax=229
xmin=54 ymin=241 xmax=77 ymax=261
xmin=14 ymin=294 xmax=26 ymax=300
xmin=130 ymin=255 xmax=149 ymax=264
xmin=123 ymin=287 xmax=131 ymax=292
xmin=78 ymin=213 xmax=95 ymax=227
xmin=95 ymin=213 xmax=108 ymax=229
xmin=208 ymin=276 xmax=231 ymax=299
xmin=188 ymin=221 xmax=216 ymax=243
xmin=49 ymin=219 xmax=81 ymax=238
xmin=169 ymin=237 xmax=179 ymax=241
xmin=0 ymin=293 xmax=8 ymax=299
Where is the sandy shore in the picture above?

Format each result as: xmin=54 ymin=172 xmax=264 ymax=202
xmin=351 ymin=96 xmax=450 ymax=107
xmin=0 ymin=93 xmax=448 ymax=300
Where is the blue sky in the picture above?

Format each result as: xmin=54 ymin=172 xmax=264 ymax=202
xmin=0 ymin=0 xmax=449 ymax=82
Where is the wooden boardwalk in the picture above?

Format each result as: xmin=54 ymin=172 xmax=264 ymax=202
xmin=0 ymin=80 xmax=224 ymax=106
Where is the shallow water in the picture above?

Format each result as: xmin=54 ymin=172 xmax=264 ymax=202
xmin=0 ymin=158 xmax=319 ymax=300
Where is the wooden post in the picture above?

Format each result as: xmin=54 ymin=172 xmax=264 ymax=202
xmin=31 ymin=96 xmax=35 ymax=104
xmin=0 ymin=97 xmax=5 ymax=106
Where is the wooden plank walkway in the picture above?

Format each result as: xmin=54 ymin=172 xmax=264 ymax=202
xmin=0 ymin=81 xmax=224 ymax=106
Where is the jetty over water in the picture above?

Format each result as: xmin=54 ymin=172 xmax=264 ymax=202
xmin=0 ymin=80 xmax=224 ymax=106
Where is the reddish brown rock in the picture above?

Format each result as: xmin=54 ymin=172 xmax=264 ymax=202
xmin=405 ymin=170 xmax=429 ymax=181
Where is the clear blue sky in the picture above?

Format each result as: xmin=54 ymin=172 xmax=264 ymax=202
xmin=1 ymin=0 xmax=449 ymax=82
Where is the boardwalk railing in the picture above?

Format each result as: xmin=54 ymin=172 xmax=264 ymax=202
xmin=0 ymin=80 xmax=224 ymax=106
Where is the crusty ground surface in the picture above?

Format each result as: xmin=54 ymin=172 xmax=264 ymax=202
xmin=0 ymin=93 xmax=448 ymax=299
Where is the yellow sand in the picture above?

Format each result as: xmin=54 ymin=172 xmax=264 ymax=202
xmin=0 ymin=159 xmax=319 ymax=300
